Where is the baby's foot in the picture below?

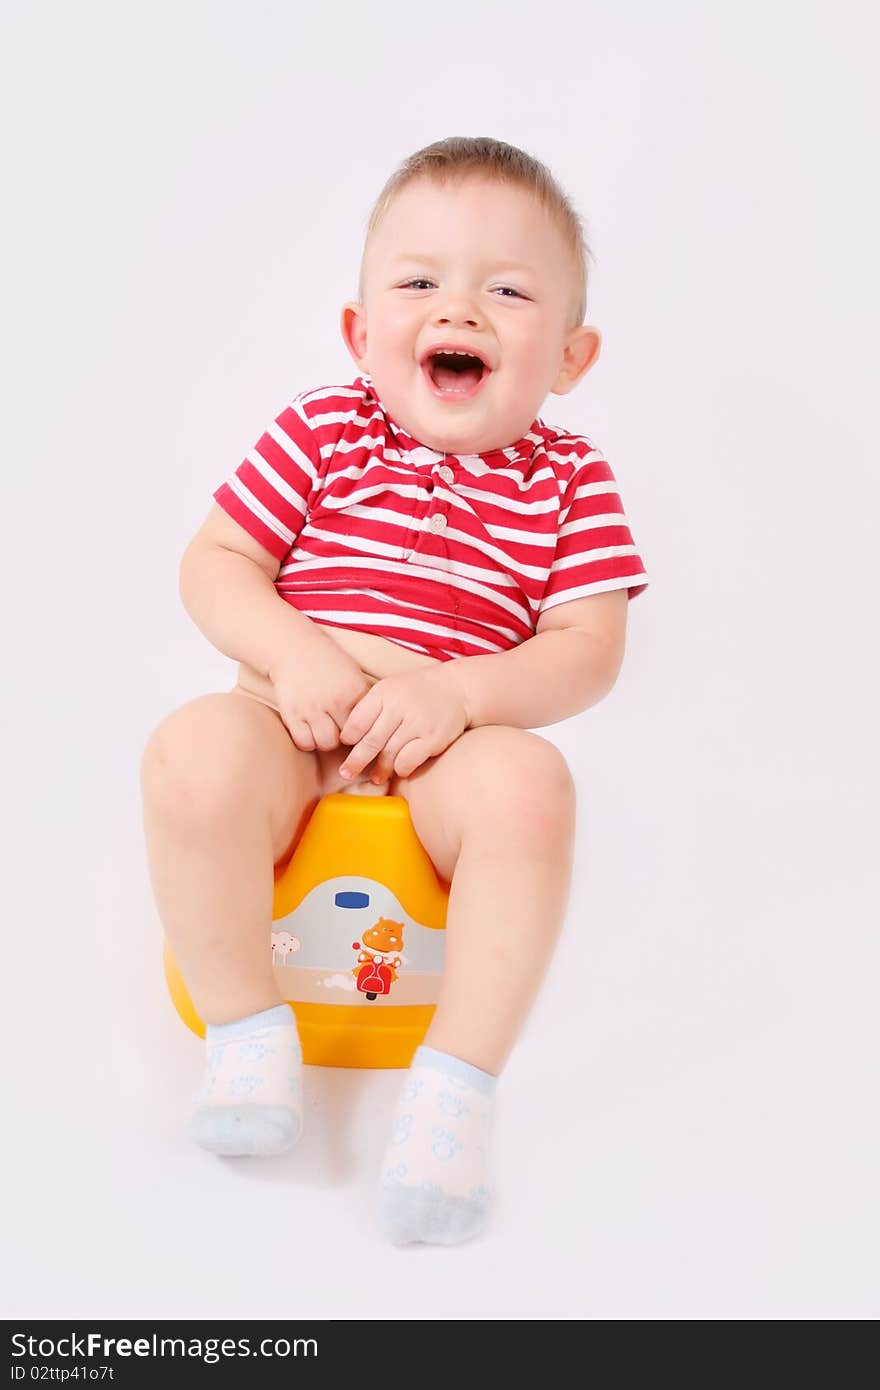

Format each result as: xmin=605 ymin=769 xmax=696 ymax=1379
xmin=377 ymin=1045 xmax=496 ymax=1245
xmin=190 ymin=1003 xmax=303 ymax=1156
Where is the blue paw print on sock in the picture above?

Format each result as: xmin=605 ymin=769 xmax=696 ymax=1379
xmin=238 ymin=1041 xmax=273 ymax=1062
xmin=392 ymin=1113 xmax=414 ymax=1145
xmin=467 ymin=1184 xmax=491 ymax=1204
xmin=229 ymin=1075 xmax=263 ymax=1097
xmin=437 ymin=1090 xmax=467 ymax=1119
xmin=402 ymin=1077 xmax=424 ymax=1102
xmin=431 ymin=1127 xmax=462 ymax=1161
xmin=381 ymin=1162 xmax=409 ymax=1187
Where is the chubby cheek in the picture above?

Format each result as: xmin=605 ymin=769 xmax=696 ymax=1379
xmin=507 ymin=340 xmax=559 ymax=403
xmin=369 ymin=346 xmax=421 ymax=397
xmin=508 ymin=330 xmax=553 ymax=374
xmin=367 ymin=306 xmax=420 ymax=359
xmin=377 ymin=328 xmax=416 ymax=363
xmin=495 ymin=355 xmax=543 ymax=407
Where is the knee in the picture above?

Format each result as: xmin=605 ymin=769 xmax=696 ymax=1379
xmin=457 ymin=726 xmax=575 ymax=840
xmin=139 ymin=694 xmax=254 ymax=825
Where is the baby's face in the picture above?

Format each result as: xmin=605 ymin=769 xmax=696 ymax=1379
xmin=341 ymin=178 xmax=599 ymax=455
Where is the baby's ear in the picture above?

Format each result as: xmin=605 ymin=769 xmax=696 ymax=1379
xmin=552 ymin=325 xmax=602 ymax=395
xmin=340 ymin=300 xmax=368 ymax=368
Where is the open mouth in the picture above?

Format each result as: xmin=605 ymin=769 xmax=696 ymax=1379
xmin=422 ymin=351 xmax=490 ymax=401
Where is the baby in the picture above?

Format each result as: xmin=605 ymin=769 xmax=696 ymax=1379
xmin=140 ymin=136 xmax=649 ymax=1246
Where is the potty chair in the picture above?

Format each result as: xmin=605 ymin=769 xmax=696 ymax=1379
xmin=164 ymin=792 xmax=449 ymax=1068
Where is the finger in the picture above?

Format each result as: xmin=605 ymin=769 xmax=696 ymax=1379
xmin=339 ymin=728 xmax=389 ymax=780
xmin=370 ymin=729 xmax=413 ymax=783
xmin=339 ymin=712 xmax=403 ymax=780
xmin=309 ymin=711 xmax=342 ymax=752
xmin=338 ymin=688 xmax=380 ymax=746
xmin=367 ymin=751 xmax=394 ymax=784
xmin=391 ymin=737 xmax=432 ymax=779
xmin=288 ymin=719 xmax=316 ymax=752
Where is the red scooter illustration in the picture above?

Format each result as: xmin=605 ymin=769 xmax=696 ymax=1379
xmin=352 ymin=918 xmax=405 ymax=1001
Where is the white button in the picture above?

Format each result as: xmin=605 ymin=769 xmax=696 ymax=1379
xmin=438 ymin=466 xmax=455 ymax=484
xmin=429 ymin=513 xmax=447 ymax=533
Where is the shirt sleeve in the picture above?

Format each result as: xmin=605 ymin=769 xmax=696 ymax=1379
xmin=538 ymin=445 xmax=649 ymax=613
xmin=211 ymin=392 xmax=324 ymax=561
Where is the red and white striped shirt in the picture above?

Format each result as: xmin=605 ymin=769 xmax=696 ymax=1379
xmin=212 ymin=373 xmax=649 ymax=663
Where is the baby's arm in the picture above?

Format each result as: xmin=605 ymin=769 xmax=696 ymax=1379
xmin=179 ymin=506 xmax=323 ymax=680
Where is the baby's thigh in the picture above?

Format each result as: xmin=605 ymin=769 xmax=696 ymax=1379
xmin=389 ymin=726 xmax=575 ymax=880
xmin=140 ymin=689 xmax=323 ymax=865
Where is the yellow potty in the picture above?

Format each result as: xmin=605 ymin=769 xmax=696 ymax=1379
xmin=164 ymin=792 xmax=449 ymax=1068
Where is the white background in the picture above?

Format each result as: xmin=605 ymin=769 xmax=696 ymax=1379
xmin=2 ymin=0 xmax=877 ymax=1320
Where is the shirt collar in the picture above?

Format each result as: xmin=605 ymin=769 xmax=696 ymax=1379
xmin=357 ymin=372 xmax=541 ymax=467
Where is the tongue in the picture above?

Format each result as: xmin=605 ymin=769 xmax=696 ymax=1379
xmin=432 ymin=361 xmax=483 ymax=392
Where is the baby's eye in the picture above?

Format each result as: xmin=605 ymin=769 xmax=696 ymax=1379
xmin=399 ymin=279 xmax=524 ymax=298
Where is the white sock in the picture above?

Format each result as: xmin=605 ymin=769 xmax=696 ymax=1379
xmin=189 ymin=1003 xmax=303 ymax=1157
xmin=377 ymin=1045 xmax=496 ymax=1245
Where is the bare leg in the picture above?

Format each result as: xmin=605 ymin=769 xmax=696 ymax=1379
xmin=394 ymin=725 xmax=577 ymax=1075
xmin=423 ymin=806 xmax=575 ymax=1076
xmin=378 ymin=727 xmax=576 ymax=1243
xmin=140 ymin=691 xmax=329 ymax=1156
xmin=139 ymin=691 xmax=321 ymax=1025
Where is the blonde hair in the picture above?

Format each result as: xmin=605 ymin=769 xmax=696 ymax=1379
xmin=357 ymin=136 xmax=593 ymax=328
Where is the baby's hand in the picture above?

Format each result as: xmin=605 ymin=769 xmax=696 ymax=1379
xmin=337 ymin=666 xmax=471 ymax=782
xmin=269 ymin=628 xmax=373 ymax=754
